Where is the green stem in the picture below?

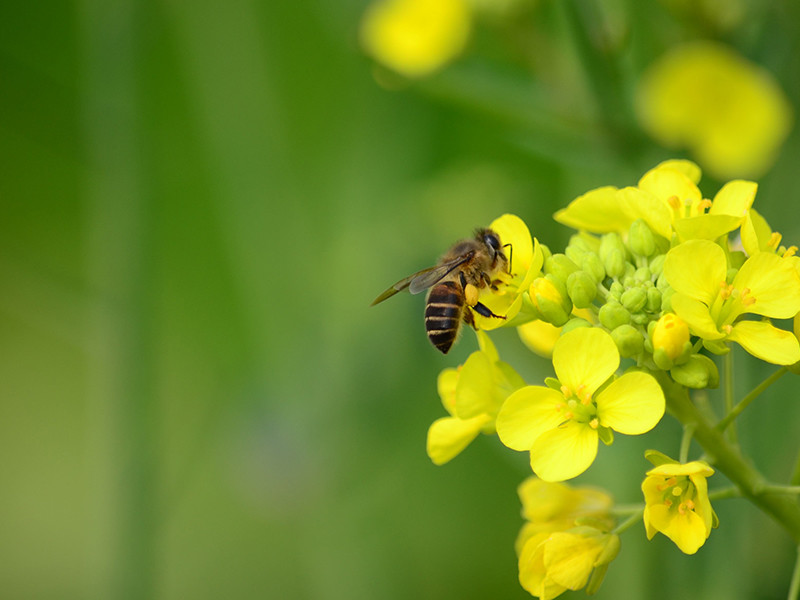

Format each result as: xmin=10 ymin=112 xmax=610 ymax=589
xmin=792 ymin=448 xmax=800 ymax=487
xmin=716 ymin=366 xmax=788 ymax=433
xmin=613 ymin=508 xmax=644 ymax=535
xmin=761 ymin=485 xmax=800 ymax=495
xmin=708 ymin=486 xmax=741 ymax=501
xmin=679 ymin=424 xmax=695 ymax=463
xmin=659 ymin=373 xmax=800 ymax=543
xmin=790 ymin=546 xmax=800 ymax=600
xmin=723 ymin=350 xmax=737 ymax=443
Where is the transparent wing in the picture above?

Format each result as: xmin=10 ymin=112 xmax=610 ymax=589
xmin=371 ymin=254 xmax=471 ymax=306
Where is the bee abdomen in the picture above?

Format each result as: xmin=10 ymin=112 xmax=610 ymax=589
xmin=425 ymin=281 xmax=464 ymax=354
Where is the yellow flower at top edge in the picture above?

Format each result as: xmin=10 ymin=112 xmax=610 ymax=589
xmin=427 ymin=330 xmax=525 ymax=465
xmin=473 ymin=214 xmax=544 ymax=331
xmin=554 ymin=160 xmax=757 ymax=242
xmin=495 ymin=327 xmax=665 ymax=481
xmin=664 ymin=239 xmax=800 ymax=364
xmin=360 ymin=0 xmax=472 ymax=78
xmin=642 ymin=460 xmax=716 ymax=554
xmin=636 ymin=41 xmax=793 ymax=180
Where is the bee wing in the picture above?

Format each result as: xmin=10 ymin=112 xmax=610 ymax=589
xmin=371 ymin=254 xmax=471 ymax=306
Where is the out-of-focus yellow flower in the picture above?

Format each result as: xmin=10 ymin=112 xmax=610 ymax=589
xmin=360 ymin=0 xmax=472 ymax=78
xmin=636 ymin=41 xmax=793 ymax=179
xmin=496 ymin=328 xmax=665 ymax=481
xmin=651 ymin=313 xmax=690 ymax=362
xmin=427 ymin=331 xmax=524 ymax=464
xmin=515 ymin=478 xmax=618 ymax=599
xmin=518 ymin=527 xmax=620 ymax=600
xmin=642 ymin=460 xmax=716 ymax=554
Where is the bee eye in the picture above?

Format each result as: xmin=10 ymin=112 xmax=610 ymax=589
xmin=484 ymin=233 xmax=501 ymax=252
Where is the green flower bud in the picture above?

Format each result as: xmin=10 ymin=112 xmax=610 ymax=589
xmin=608 ymin=281 xmax=624 ymax=300
xmin=648 ymin=254 xmax=666 ymax=276
xmin=611 ymin=324 xmax=644 ymax=357
xmin=530 ymin=276 xmax=571 ymax=327
xmin=629 ymin=219 xmax=656 ymax=257
xmin=598 ymin=302 xmax=631 ymax=329
xmin=634 ymin=267 xmax=652 ymax=284
xmin=670 ymin=354 xmax=720 ymax=389
xmin=599 ymin=233 xmax=627 ymax=278
xmin=631 ymin=312 xmax=650 ymax=325
xmin=582 ymin=252 xmax=605 ymax=283
xmin=620 ymin=287 xmax=647 ymax=313
xmin=545 ymin=254 xmax=580 ymax=284
xmin=567 ymin=271 xmax=598 ymax=308
xmin=646 ymin=287 xmax=662 ymax=312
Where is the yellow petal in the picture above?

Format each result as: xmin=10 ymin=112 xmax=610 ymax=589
xmin=543 ymin=532 xmax=602 ymax=590
xmin=530 ymin=422 xmax=598 ymax=482
xmin=426 ymin=415 xmax=488 ymax=465
xmin=660 ymin=509 xmax=710 ymax=555
xmin=618 ymin=187 xmax=672 ymax=239
xmin=552 ymin=328 xmax=619 ymax=397
xmin=664 ymin=240 xmax=726 ymax=305
xmin=454 ymin=351 xmax=494 ymax=419
xmin=653 ymin=159 xmax=702 ymax=184
xmin=673 ymin=214 xmax=743 ymax=241
xmin=437 ymin=368 xmax=459 ymax=415
xmin=596 ymin=372 xmax=665 ymax=435
xmin=518 ymin=535 xmax=567 ymax=600
xmin=670 ymin=294 xmax=724 ymax=339
xmin=553 ymin=187 xmax=632 ymax=233
xmin=732 ymin=252 xmax=800 ymax=319
xmin=496 ymin=386 xmax=565 ymax=451
xmin=708 ymin=179 xmax=757 ymax=217
xmin=638 ymin=164 xmax=702 ymax=207
xmin=518 ymin=319 xmax=562 ymax=358
xmin=740 ymin=208 xmax=773 ymax=256
xmin=728 ymin=320 xmax=800 ymax=365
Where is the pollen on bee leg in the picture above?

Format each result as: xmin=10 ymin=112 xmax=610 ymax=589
xmin=464 ymin=283 xmax=479 ymax=307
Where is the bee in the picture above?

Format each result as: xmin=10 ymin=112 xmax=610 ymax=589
xmin=372 ymin=228 xmax=510 ymax=353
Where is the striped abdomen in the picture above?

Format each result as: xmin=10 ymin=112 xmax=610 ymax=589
xmin=425 ymin=281 xmax=465 ymax=354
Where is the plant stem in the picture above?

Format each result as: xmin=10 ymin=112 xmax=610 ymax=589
xmin=659 ymin=373 xmax=800 ymax=543
xmin=723 ymin=351 xmax=737 ymax=443
xmin=613 ymin=509 xmax=644 ymax=535
xmin=716 ymin=366 xmax=788 ymax=433
xmin=708 ymin=486 xmax=741 ymax=501
xmin=790 ymin=545 xmax=800 ymax=600
xmin=679 ymin=424 xmax=695 ymax=463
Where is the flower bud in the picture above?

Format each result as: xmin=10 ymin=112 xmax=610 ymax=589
xmin=562 ymin=317 xmax=593 ymax=334
xmin=545 ymin=254 xmax=580 ymax=284
xmin=620 ymin=287 xmax=647 ymax=313
xmin=649 ymin=254 xmax=666 ymax=277
xmin=567 ymin=271 xmax=598 ymax=308
xmin=582 ymin=252 xmax=605 ymax=283
xmin=530 ymin=276 xmax=571 ymax=326
xmin=629 ymin=219 xmax=656 ymax=257
xmin=611 ymin=324 xmax=644 ymax=357
xmin=670 ymin=354 xmax=719 ymax=389
xmin=599 ymin=233 xmax=627 ymax=278
xmin=598 ymin=302 xmax=631 ymax=329
xmin=652 ymin=313 xmax=690 ymax=361
xmin=646 ymin=288 xmax=663 ymax=312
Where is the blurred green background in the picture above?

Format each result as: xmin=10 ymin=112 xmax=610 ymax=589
xmin=2 ymin=0 xmax=800 ymax=599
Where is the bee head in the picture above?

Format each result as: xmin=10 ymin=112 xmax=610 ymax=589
xmin=477 ymin=228 xmax=502 ymax=259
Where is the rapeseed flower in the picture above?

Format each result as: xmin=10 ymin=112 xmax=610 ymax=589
xmin=427 ymin=331 xmax=524 ymax=464
xmin=360 ymin=0 xmax=471 ymax=78
xmin=496 ymin=327 xmax=665 ymax=481
xmin=642 ymin=460 xmax=716 ymax=554
xmin=664 ymin=239 xmax=800 ymax=364
xmin=636 ymin=41 xmax=793 ymax=179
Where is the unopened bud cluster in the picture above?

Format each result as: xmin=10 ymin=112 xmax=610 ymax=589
xmin=529 ymin=219 xmax=717 ymax=387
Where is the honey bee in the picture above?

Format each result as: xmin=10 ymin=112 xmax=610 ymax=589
xmin=372 ymin=228 xmax=510 ymax=353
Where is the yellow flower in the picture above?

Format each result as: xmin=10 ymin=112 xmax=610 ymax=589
xmin=642 ymin=460 xmax=716 ymax=554
xmin=664 ymin=239 xmax=800 ymax=364
xmin=473 ymin=214 xmax=544 ymax=330
xmin=426 ymin=331 xmax=524 ymax=464
xmin=496 ymin=328 xmax=665 ymax=481
xmin=518 ymin=527 xmax=620 ymax=600
xmin=553 ymin=160 xmax=755 ymax=242
xmin=651 ymin=313 xmax=690 ymax=362
xmin=636 ymin=41 xmax=793 ymax=179
xmin=360 ymin=0 xmax=471 ymax=78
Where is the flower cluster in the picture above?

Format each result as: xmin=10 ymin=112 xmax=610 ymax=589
xmin=413 ymin=160 xmax=800 ymax=597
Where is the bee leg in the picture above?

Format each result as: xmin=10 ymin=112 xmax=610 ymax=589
xmin=463 ymin=306 xmax=477 ymax=330
xmin=472 ymin=301 xmax=506 ymax=320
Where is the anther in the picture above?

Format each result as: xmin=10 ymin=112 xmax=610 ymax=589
xmin=784 ymin=246 xmax=798 ymax=258
xmin=768 ymin=232 xmax=783 ymax=251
